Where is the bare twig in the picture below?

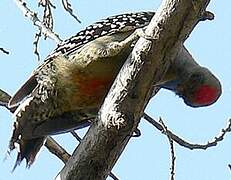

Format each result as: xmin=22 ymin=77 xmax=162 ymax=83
xmin=38 ymin=0 xmax=56 ymax=9
xmin=38 ymin=0 xmax=55 ymax=35
xmin=169 ymin=139 xmax=175 ymax=180
xmin=159 ymin=119 xmax=176 ymax=180
xmin=45 ymin=137 xmax=71 ymax=163
xmin=0 ymin=47 xmax=9 ymax=55
xmin=228 ymin=164 xmax=231 ymax=172
xmin=61 ymin=0 xmax=81 ymax=23
xmin=33 ymin=30 xmax=42 ymax=61
xmin=109 ymin=172 xmax=119 ymax=180
xmin=14 ymin=0 xmax=62 ymax=44
xmin=143 ymin=113 xmax=231 ymax=150
xmin=70 ymin=131 xmax=81 ymax=143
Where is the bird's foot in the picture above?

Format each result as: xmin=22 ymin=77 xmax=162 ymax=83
xmin=132 ymin=128 xmax=141 ymax=137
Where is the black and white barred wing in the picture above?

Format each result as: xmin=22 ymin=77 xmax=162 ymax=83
xmin=47 ymin=11 xmax=155 ymax=58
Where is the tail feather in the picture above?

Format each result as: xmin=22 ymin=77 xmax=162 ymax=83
xmin=11 ymin=137 xmax=46 ymax=171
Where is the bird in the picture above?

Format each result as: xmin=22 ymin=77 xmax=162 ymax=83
xmin=7 ymin=11 xmax=221 ymax=170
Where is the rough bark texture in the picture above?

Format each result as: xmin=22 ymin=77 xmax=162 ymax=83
xmin=56 ymin=0 xmax=211 ymax=179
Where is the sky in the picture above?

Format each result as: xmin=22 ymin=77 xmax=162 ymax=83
xmin=0 ymin=0 xmax=231 ymax=180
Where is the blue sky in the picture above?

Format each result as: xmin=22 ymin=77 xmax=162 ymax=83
xmin=0 ymin=0 xmax=231 ymax=180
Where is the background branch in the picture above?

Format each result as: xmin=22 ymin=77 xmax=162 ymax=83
xmin=143 ymin=113 xmax=231 ymax=150
xmin=0 ymin=47 xmax=9 ymax=55
xmin=14 ymin=0 xmax=62 ymax=44
xmin=61 ymin=0 xmax=81 ymax=23
xmin=38 ymin=0 xmax=55 ymax=33
xmin=70 ymin=131 xmax=82 ymax=143
xmin=46 ymin=137 xmax=71 ymax=163
xmin=33 ymin=30 xmax=42 ymax=61
xmin=159 ymin=119 xmax=176 ymax=180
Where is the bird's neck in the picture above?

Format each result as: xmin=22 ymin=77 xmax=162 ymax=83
xmin=175 ymin=45 xmax=199 ymax=76
xmin=158 ymin=45 xmax=201 ymax=90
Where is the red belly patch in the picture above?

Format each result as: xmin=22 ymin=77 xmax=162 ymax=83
xmin=80 ymin=77 xmax=113 ymax=96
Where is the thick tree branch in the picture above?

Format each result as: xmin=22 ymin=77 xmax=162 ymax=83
xmin=56 ymin=0 xmax=212 ymax=179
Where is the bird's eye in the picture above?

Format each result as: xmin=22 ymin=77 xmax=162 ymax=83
xmin=189 ymin=73 xmax=203 ymax=83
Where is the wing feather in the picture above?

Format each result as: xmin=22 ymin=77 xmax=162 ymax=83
xmin=8 ymin=75 xmax=38 ymax=108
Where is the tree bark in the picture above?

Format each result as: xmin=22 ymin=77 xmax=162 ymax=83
xmin=56 ymin=0 xmax=212 ymax=179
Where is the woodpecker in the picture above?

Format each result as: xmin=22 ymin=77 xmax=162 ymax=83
xmin=7 ymin=11 xmax=221 ymax=169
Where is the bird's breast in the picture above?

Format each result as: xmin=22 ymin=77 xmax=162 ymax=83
xmin=71 ymin=73 xmax=114 ymax=108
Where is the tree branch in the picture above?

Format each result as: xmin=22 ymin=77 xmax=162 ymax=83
xmin=33 ymin=30 xmax=42 ymax=61
xmin=70 ymin=131 xmax=82 ymax=143
xmin=61 ymin=0 xmax=81 ymax=23
xmin=38 ymin=0 xmax=55 ymax=32
xmin=56 ymin=0 xmax=212 ymax=179
xmin=143 ymin=113 xmax=231 ymax=150
xmin=46 ymin=137 xmax=71 ymax=163
xmin=159 ymin=119 xmax=176 ymax=180
xmin=0 ymin=47 xmax=9 ymax=55
xmin=14 ymin=0 xmax=62 ymax=44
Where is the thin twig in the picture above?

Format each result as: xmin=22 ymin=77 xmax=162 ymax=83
xmin=0 ymin=47 xmax=9 ymax=55
xmin=38 ymin=0 xmax=56 ymax=9
xmin=228 ymin=164 xmax=231 ymax=172
xmin=14 ymin=0 xmax=62 ymax=44
xmin=159 ymin=119 xmax=176 ymax=180
xmin=45 ymin=137 xmax=71 ymax=163
xmin=143 ymin=113 xmax=231 ymax=150
xmin=38 ymin=0 xmax=55 ymax=36
xmin=109 ymin=172 xmax=119 ymax=180
xmin=61 ymin=0 xmax=81 ymax=23
xmin=33 ymin=30 xmax=42 ymax=61
xmin=169 ymin=139 xmax=175 ymax=180
xmin=70 ymin=131 xmax=82 ymax=143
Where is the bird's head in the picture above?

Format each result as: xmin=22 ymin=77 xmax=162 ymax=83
xmin=177 ymin=67 xmax=222 ymax=107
